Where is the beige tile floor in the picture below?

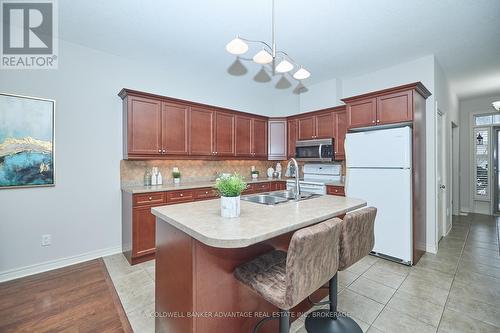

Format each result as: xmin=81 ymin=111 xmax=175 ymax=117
xmin=104 ymin=213 xmax=500 ymax=333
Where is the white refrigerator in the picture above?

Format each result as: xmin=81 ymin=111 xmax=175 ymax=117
xmin=345 ymin=126 xmax=413 ymax=264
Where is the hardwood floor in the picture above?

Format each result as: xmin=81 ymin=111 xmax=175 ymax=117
xmin=0 ymin=259 xmax=132 ymax=333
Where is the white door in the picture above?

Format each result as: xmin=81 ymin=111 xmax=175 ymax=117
xmin=345 ymin=127 xmax=412 ymax=168
xmin=436 ymin=110 xmax=448 ymax=240
xmin=346 ymin=168 xmax=413 ymax=263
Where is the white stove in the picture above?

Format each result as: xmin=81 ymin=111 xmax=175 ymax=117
xmin=286 ymin=163 xmax=342 ymax=195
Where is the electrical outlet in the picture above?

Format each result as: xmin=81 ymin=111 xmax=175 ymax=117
xmin=41 ymin=234 xmax=51 ymax=246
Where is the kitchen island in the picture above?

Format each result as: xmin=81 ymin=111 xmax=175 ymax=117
xmin=151 ymin=195 xmax=366 ymax=333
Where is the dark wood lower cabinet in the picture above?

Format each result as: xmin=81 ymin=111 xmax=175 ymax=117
xmin=326 ymin=185 xmax=345 ymax=196
xmin=122 ymin=181 xmax=282 ymax=265
xmin=132 ymin=206 xmax=157 ymax=259
xmin=270 ymin=181 xmax=286 ymax=191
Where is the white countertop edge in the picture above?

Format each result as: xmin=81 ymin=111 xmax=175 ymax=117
xmin=151 ymin=200 xmax=366 ymax=249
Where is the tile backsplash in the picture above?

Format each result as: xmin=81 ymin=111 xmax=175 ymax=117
xmin=121 ymin=159 xmax=282 ymax=186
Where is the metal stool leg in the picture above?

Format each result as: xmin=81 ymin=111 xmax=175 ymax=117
xmin=252 ymin=309 xmax=290 ymax=333
xmin=304 ymin=273 xmax=363 ymax=333
xmin=279 ymin=310 xmax=290 ymax=333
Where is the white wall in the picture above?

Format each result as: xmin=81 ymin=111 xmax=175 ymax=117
xmin=0 ymin=39 xmax=297 ymax=280
xmin=299 ymin=78 xmax=342 ymax=112
xmin=434 ymin=59 xmax=459 ymax=235
xmin=459 ymin=94 xmax=500 ymax=214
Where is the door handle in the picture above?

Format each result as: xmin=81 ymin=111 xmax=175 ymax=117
xmin=440 ymin=185 xmax=446 ymax=189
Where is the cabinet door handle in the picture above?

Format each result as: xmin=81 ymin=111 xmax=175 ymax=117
xmin=372 ymin=120 xmax=375 ymax=124
xmin=163 ymin=149 xmax=166 ymax=153
xmin=205 ymin=191 xmax=209 ymax=194
xmin=376 ymin=120 xmax=380 ymax=123
xmin=180 ymin=193 xmax=184 ymax=197
xmin=158 ymin=149 xmax=161 ymax=153
xmin=148 ymin=197 xmax=153 ymax=200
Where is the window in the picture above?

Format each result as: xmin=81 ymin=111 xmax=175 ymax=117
xmin=474 ymin=113 xmax=500 ymax=126
xmin=475 ymin=115 xmax=493 ymax=126
xmin=474 ymin=127 xmax=490 ymax=200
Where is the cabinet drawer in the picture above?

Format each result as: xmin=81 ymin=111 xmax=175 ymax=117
xmin=326 ymin=185 xmax=345 ymax=196
xmin=193 ymin=188 xmax=219 ymax=200
xmin=270 ymin=181 xmax=286 ymax=191
xmin=167 ymin=190 xmax=194 ymax=204
xmin=252 ymin=182 xmax=271 ymax=193
xmin=133 ymin=192 xmax=166 ymax=206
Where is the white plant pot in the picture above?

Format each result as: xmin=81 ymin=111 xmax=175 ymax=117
xmin=220 ymin=196 xmax=240 ymax=218
xmin=251 ymin=174 xmax=258 ymax=179
xmin=173 ymin=178 xmax=180 ymax=184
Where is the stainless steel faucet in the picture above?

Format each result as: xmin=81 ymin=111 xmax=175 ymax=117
xmin=287 ymin=158 xmax=301 ymax=199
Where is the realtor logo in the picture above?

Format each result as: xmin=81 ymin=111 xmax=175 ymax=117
xmin=1 ymin=0 xmax=58 ymax=69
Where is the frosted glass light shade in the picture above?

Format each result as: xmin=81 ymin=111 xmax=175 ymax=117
xmin=493 ymin=101 xmax=500 ymax=111
xmin=253 ymin=50 xmax=273 ymax=64
xmin=293 ymin=67 xmax=311 ymax=80
xmin=275 ymin=59 xmax=293 ymax=73
xmin=226 ymin=38 xmax=248 ymax=55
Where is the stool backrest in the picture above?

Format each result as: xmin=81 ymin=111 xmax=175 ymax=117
xmin=284 ymin=218 xmax=342 ymax=309
xmin=338 ymin=207 xmax=377 ymax=271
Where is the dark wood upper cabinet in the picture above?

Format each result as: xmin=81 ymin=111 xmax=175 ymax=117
xmin=162 ymin=102 xmax=189 ymax=155
xmin=126 ymin=96 xmax=162 ymax=156
xmin=287 ymin=119 xmax=297 ymax=158
xmin=346 ymin=98 xmax=377 ymax=128
xmin=252 ymin=118 xmax=267 ymax=158
xmin=343 ymin=82 xmax=431 ymax=129
xmin=377 ymin=90 xmax=413 ymax=125
xmin=189 ymin=107 xmax=215 ymax=156
xmin=315 ymin=112 xmax=334 ymax=139
xmin=298 ymin=116 xmax=315 ymax=140
xmin=297 ymin=112 xmax=334 ymax=140
xmin=235 ymin=116 xmax=252 ymax=157
xmin=214 ymin=111 xmax=235 ymax=157
xmin=334 ymin=110 xmax=347 ymax=160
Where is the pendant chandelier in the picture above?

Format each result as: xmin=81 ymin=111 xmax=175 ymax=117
xmin=225 ymin=0 xmax=310 ymax=89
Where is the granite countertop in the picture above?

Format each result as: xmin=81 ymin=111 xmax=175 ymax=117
xmin=325 ymin=180 xmax=345 ymax=187
xmin=121 ymin=178 xmax=288 ymax=194
xmin=151 ymin=195 xmax=366 ymax=248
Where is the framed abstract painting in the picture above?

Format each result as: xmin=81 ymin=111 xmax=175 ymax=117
xmin=0 ymin=93 xmax=55 ymax=189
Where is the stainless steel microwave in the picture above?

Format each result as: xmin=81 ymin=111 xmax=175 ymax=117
xmin=295 ymin=138 xmax=335 ymax=162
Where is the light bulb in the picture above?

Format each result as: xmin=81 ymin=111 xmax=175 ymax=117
xmin=293 ymin=67 xmax=311 ymax=80
xmin=225 ymin=37 xmax=248 ymax=55
xmin=253 ymin=49 xmax=273 ymax=64
xmin=493 ymin=101 xmax=500 ymax=111
xmin=275 ymin=59 xmax=293 ymax=73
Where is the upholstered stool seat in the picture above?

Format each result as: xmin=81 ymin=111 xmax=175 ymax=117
xmin=305 ymin=207 xmax=377 ymax=333
xmin=234 ymin=250 xmax=287 ymax=309
xmin=235 ymin=219 xmax=343 ymax=333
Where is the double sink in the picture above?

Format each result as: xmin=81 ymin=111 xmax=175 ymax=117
xmin=241 ymin=190 xmax=321 ymax=205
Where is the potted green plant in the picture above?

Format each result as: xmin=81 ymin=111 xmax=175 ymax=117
xmin=251 ymin=170 xmax=259 ymax=180
xmin=172 ymin=171 xmax=181 ymax=184
xmin=214 ymin=173 xmax=247 ymax=218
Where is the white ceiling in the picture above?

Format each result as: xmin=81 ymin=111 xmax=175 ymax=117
xmin=59 ymin=0 xmax=500 ymax=99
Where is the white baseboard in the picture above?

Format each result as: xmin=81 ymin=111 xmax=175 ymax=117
xmin=445 ymin=223 xmax=453 ymax=236
xmin=0 ymin=245 xmax=122 ymax=283
xmin=426 ymin=242 xmax=437 ymax=254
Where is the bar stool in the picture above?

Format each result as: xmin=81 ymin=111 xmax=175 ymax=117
xmin=234 ymin=218 xmax=343 ymax=333
xmin=305 ymin=207 xmax=377 ymax=333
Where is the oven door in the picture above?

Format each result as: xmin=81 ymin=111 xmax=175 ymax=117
xmin=295 ymin=139 xmax=334 ymax=161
